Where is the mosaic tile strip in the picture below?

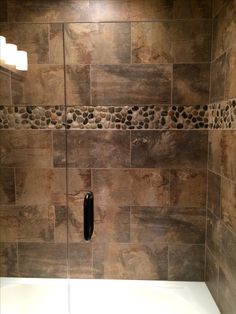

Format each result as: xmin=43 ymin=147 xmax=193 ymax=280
xmin=0 ymin=105 xmax=209 ymax=130
xmin=0 ymin=106 xmax=65 ymax=129
xmin=208 ymin=99 xmax=236 ymax=130
xmin=66 ymin=105 xmax=208 ymax=130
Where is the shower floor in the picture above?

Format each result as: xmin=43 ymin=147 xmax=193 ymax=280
xmin=0 ymin=278 xmax=220 ymax=314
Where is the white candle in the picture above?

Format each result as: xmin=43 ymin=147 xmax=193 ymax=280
xmin=16 ymin=50 xmax=28 ymax=71
xmin=0 ymin=36 xmax=6 ymax=62
xmin=4 ymin=43 xmax=18 ymax=66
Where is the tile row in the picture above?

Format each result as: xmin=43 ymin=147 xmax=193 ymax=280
xmin=0 ymin=63 xmax=210 ymax=106
xmin=1 ymin=0 xmax=212 ymax=23
xmin=0 ymin=242 xmax=205 ymax=280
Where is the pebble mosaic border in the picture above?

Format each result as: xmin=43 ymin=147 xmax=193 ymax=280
xmin=208 ymin=99 xmax=236 ymax=129
xmin=0 ymin=105 xmax=209 ymax=130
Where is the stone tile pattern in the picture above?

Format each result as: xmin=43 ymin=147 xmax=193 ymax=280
xmin=208 ymin=98 xmax=236 ymax=130
xmin=0 ymin=104 xmax=209 ymax=130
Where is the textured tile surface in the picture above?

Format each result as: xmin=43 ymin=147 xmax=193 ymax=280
xmin=0 ymin=168 xmax=15 ymax=205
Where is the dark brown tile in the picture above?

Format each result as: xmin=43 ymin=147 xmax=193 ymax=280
xmin=91 ymin=64 xmax=172 ymax=105
xmin=213 ymin=0 xmax=228 ymax=17
xmin=67 ymin=169 xmax=91 ymax=195
xmin=0 ymin=206 xmax=18 ymax=242
xmin=49 ymin=24 xmax=64 ymax=64
xmin=0 ymin=23 xmax=49 ymax=64
xmin=8 ymin=0 xmax=90 ymax=23
xmin=168 ymin=244 xmax=205 ymax=281
xmin=89 ymin=0 xmax=173 ymax=22
xmin=0 ymin=243 xmax=18 ymax=277
xmin=131 ymin=206 xmax=205 ymax=244
xmin=170 ymin=169 xmax=206 ymax=207
xmin=0 ymin=0 xmax=7 ymax=22
xmin=93 ymin=242 xmax=168 ymax=279
xmin=218 ymin=267 xmax=236 ymax=314
xmin=66 ymin=130 xmax=130 ymax=168
xmin=210 ymin=54 xmax=227 ymax=102
xmin=212 ymin=0 xmax=236 ymax=60
xmin=0 ymin=130 xmax=53 ymax=168
xmin=12 ymin=65 xmax=64 ymax=105
xmin=132 ymin=21 xmax=211 ymax=63
xmin=0 ymin=68 xmax=11 ymax=105
xmin=225 ymin=45 xmax=236 ymax=100
xmin=65 ymin=23 xmax=130 ymax=64
xmin=208 ymin=130 xmax=221 ymax=175
xmin=69 ymin=243 xmax=92 ymax=278
xmin=206 ymin=248 xmax=219 ymax=303
xmin=55 ymin=205 xmax=67 ymax=243
xmin=131 ymin=130 xmax=207 ymax=169
xmin=207 ymin=171 xmax=221 ymax=217
xmin=66 ymin=65 xmax=90 ymax=106
xmin=207 ymin=210 xmax=223 ymax=259
xmin=173 ymin=0 xmax=212 ymax=18
xmin=15 ymin=168 xmax=66 ymax=206
xmin=221 ymin=177 xmax=236 ymax=234
xmin=18 ymin=243 xmax=67 ymax=278
xmin=0 ymin=168 xmax=15 ymax=205
xmin=53 ymin=130 xmax=66 ymax=167
xmin=173 ymin=64 xmax=210 ymax=105
xmin=93 ymin=169 xmax=170 ymax=208
xmin=18 ymin=205 xmax=54 ymax=242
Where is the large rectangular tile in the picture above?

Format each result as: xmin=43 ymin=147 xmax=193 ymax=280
xmin=0 ymin=130 xmax=53 ymax=168
xmin=168 ymin=244 xmax=205 ymax=281
xmin=225 ymin=45 xmax=236 ymax=100
xmin=66 ymin=130 xmax=130 ymax=168
xmin=18 ymin=243 xmax=67 ymax=278
xmin=131 ymin=130 xmax=207 ymax=168
xmin=91 ymin=65 xmax=172 ymax=105
xmin=221 ymin=177 xmax=236 ymax=234
xmin=131 ymin=206 xmax=205 ymax=244
xmin=69 ymin=243 xmax=92 ymax=278
xmin=170 ymin=169 xmax=206 ymax=207
xmin=207 ymin=171 xmax=221 ymax=218
xmin=206 ymin=210 xmax=222 ymax=259
xmin=0 ymin=0 xmax=8 ymax=22
xmin=49 ymin=24 xmax=64 ymax=64
xmin=93 ymin=242 xmax=168 ymax=279
xmin=0 ymin=168 xmax=15 ymax=205
xmin=65 ymin=23 xmax=130 ymax=64
xmin=206 ymin=248 xmax=219 ymax=303
xmin=15 ymin=168 xmax=66 ymax=206
xmin=0 ymin=68 xmax=11 ymax=105
xmin=54 ymin=205 xmax=67 ymax=243
xmin=173 ymin=64 xmax=210 ymax=105
xmin=0 ymin=243 xmax=18 ymax=277
xmin=132 ymin=21 xmax=211 ymax=63
xmin=0 ymin=206 xmax=18 ymax=242
xmin=173 ymin=0 xmax=212 ymax=18
xmin=8 ymin=0 xmax=90 ymax=22
xmin=12 ymin=65 xmax=64 ymax=105
xmin=210 ymin=54 xmax=226 ymax=102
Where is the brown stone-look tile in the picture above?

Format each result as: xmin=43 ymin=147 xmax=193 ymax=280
xmin=68 ymin=193 xmax=84 ymax=243
xmin=66 ymin=130 xmax=130 ymax=168
xmin=69 ymin=243 xmax=92 ymax=278
xmin=49 ymin=24 xmax=64 ymax=64
xmin=18 ymin=243 xmax=67 ymax=278
xmin=218 ymin=267 xmax=236 ymax=314
xmin=67 ymin=169 xmax=91 ymax=195
xmin=131 ymin=206 xmax=205 ymax=244
xmin=93 ymin=206 xmax=130 ymax=243
xmin=55 ymin=205 xmax=67 ymax=243
xmin=132 ymin=21 xmax=211 ymax=64
xmin=212 ymin=0 xmax=236 ymax=60
xmin=18 ymin=205 xmax=54 ymax=242
xmin=0 ymin=23 xmax=49 ymax=64
xmin=0 ymin=130 xmax=53 ymax=168
xmin=207 ymin=171 xmax=221 ymax=218
xmin=91 ymin=64 xmax=172 ymax=105
xmin=170 ymin=169 xmax=206 ymax=207
xmin=0 ymin=206 xmax=18 ymax=242
xmin=0 ymin=243 xmax=18 ymax=277
xmin=15 ymin=168 xmax=66 ymax=206
xmin=66 ymin=65 xmax=90 ymax=106
xmin=213 ymin=0 xmax=228 ymax=17
xmin=12 ymin=65 xmax=64 ymax=105
xmin=93 ymin=242 xmax=168 ymax=279
xmin=207 ymin=210 xmax=223 ymax=259
xmin=0 ymin=168 xmax=15 ymax=205
xmin=173 ymin=64 xmax=210 ymax=105
xmin=221 ymin=177 xmax=236 ymax=234
xmin=168 ymin=244 xmax=205 ymax=281
xmin=131 ymin=130 xmax=207 ymax=169
xmin=173 ymin=0 xmax=212 ymax=18
xmin=0 ymin=68 xmax=11 ymax=105
xmin=210 ymin=54 xmax=226 ymax=102
xmin=93 ymin=169 xmax=170 ymax=208
xmin=206 ymin=248 xmax=219 ymax=303
xmin=225 ymin=46 xmax=236 ymax=100
xmin=0 ymin=0 xmax=8 ymax=22
xmin=53 ymin=130 xmax=66 ymax=167
xmin=208 ymin=130 xmax=221 ymax=174
xmin=8 ymin=0 xmax=90 ymax=23
xmin=89 ymin=0 xmax=173 ymax=22
xmin=65 ymin=23 xmax=130 ymax=64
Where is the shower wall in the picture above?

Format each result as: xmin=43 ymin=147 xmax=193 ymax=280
xmin=0 ymin=0 xmax=211 ymax=279
xmin=206 ymin=0 xmax=236 ymax=313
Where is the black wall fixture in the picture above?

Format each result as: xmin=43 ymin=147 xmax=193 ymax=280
xmin=84 ymin=191 xmax=94 ymax=241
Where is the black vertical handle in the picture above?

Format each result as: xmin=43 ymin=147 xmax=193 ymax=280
xmin=84 ymin=191 xmax=94 ymax=241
